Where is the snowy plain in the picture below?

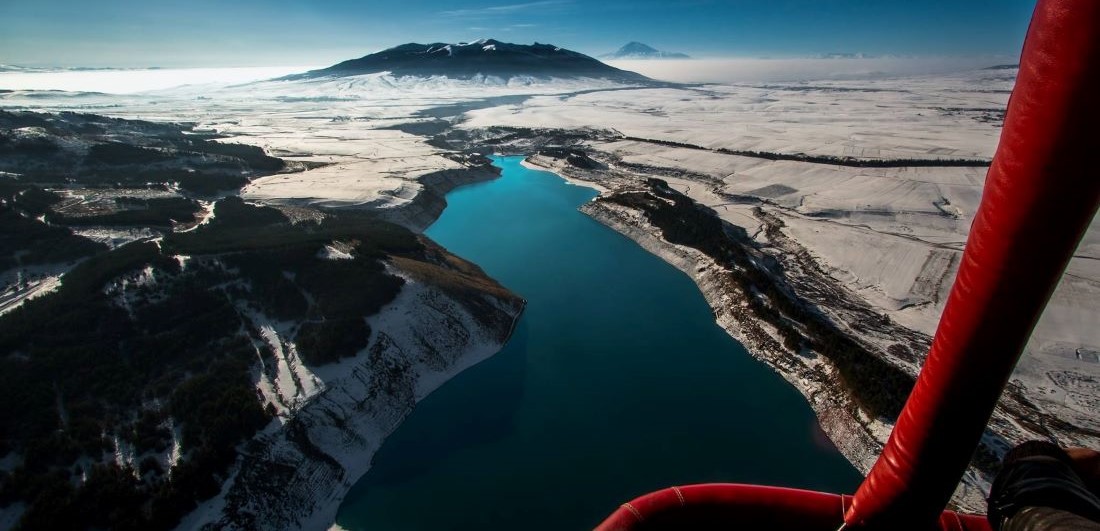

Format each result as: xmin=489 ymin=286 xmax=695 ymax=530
xmin=2 ymin=58 xmax=1097 ymax=524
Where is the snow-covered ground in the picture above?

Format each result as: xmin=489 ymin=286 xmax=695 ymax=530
xmin=463 ymin=69 xmax=1011 ymax=160
xmin=538 ymin=93 xmax=1098 ymax=444
xmin=490 ymin=66 xmax=1097 ymax=505
xmin=2 ymin=72 xmax=641 ymax=220
xmin=4 ymin=62 xmax=1096 ymax=519
xmin=0 ymin=259 xmax=80 ymax=316
xmin=242 ymin=141 xmax=462 ymax=210
xmin=605 ymin=56 xmax=1014 ymax=84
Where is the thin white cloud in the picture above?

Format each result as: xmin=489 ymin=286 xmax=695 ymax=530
xmin=500 ymin=23 xmax=539 ymax=32
xmin=440 ymin=0 xmax=573 ymax=18
xmin=604 ymin=57 xmax=1013 ymax=84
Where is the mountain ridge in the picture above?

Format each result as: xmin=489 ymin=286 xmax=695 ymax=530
xmin=285 ymin=38 xmax=650 ymax=82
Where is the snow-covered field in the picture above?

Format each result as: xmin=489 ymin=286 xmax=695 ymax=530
xmin=605 ymin=56 xmax=1013 ymax=84
xmin=3 ymin=61 xmax=1097 ymax=521
xmin=2 ymin=73 xmax=637 ymax=220
xmin=517 ymin=73 xmax=1098 ymax=443
xmin=463 ymin=69 xmax=1011 ymax=160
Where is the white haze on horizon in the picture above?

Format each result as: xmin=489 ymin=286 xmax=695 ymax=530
xmin=606 ymin=57 xmax=1016 ymax=84
xmin=0 ymin=57 xmax=1017 ymax=95
xmin=0 ymin=66 xmax=319 ymax=94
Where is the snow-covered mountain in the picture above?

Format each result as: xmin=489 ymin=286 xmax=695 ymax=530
xmin=287 ymin=39 xmax=649 ymax=82
xmin=601 ymin=42 xmax=690 ymax=60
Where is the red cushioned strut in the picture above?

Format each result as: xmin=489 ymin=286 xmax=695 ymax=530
xmin=596 ymin=0 xmax=1100 ymax=529
xmin=845 ymin=0 xmax=1100 ymax=528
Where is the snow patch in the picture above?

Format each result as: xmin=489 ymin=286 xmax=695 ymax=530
xmin=112 ymin=434 xmax=136 ymax=474
xmin=70 ymin=226 xmax=157 ymax=249
xmin=0 ymin=275 xmax=60 ymax=316
xmin=317 ymin=244 xmax=354 ymax=260
xmin=252 ymin=316 xmax=324 ymax=412
xmin=166 ymin=423 xmax=184 ymax=476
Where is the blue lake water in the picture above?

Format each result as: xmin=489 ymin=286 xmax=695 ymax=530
xmin=334 ymin=156 xmax=862 ymax=530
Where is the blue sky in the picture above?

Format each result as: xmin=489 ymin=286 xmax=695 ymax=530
xmin=0 ymin=0 xmax=1036 ymax=67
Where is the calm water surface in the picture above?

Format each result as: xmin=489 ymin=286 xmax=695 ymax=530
xmin=335 ymin=156 xmax=861 ymax=530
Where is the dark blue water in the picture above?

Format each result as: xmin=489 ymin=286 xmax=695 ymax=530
xmin=334 ymin=156 xmax=861 ymax=530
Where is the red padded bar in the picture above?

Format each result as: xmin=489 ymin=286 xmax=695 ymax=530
xmin=595 ymin=484 xmax=989 ymax=530
xmin=845 ymin=0 xmax=1100 ymax=528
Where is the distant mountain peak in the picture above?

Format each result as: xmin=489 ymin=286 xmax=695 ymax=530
xmin=286 ymin=39 xmax=649 ymax=82
xmin=621 ymin=42 xmax=658 ymax=54
xmin=819 ymin=52 xmax=874 ymax=59
xmin=601 ymin=42 xmax=690 ymax=60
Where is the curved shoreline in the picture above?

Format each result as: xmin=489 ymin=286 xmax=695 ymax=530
xmin=179 ymin=161 xmax=526 ymax=530
xmin=557 ymin=150 xmax=889 ymax=469
xmin=577 ymin=199 xmax=886 ymax=470
xmin=519 ymin=156 xmax=884 ymax=466
xmin=189 ymin=142 xmax=1003 ymax=528
xmin=332 ymin=155 xmax=862 ymax=530
xmin=185 ymin=272 xmax=525 ymax=531
xmin=519 ymin=154 xmax=989 ymax=511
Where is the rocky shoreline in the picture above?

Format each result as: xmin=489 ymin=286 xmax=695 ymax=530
xmin=522 ymin=153 xmax=994 ymax=510
xmin=179 ymin=161 xmax=524 ymax=530
xmin=579 ymin=200 xmax=887 ymax=471
xmin=380 ymin=157 xmax=503 ymax=232
xmin=185 ymin=259 xmax=525 ymax=530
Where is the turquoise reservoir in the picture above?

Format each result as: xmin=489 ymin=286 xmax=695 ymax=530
xmin=335 ymin=156 xmax=862 ymax=530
